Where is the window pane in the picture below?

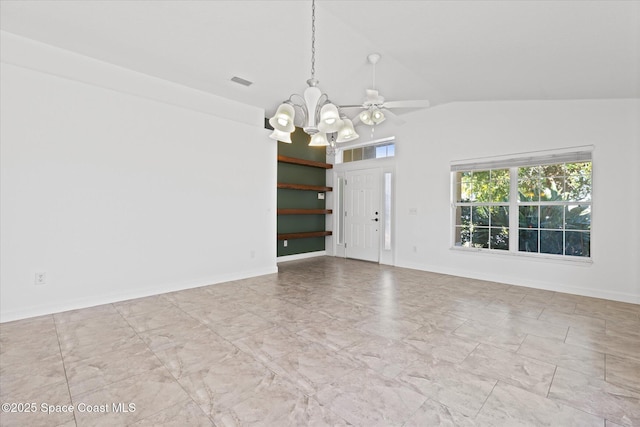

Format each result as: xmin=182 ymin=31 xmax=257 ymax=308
xmin=455 ymin=226 xmax=471 ymax=247
xmin=541 ymin=164 xmax=564 ymax=178
xmin=460 ymin=181 xmax=474 ymax=202
xmin=541 ymin=176 xmax=564 ymax=201
xmin=519 ymin=230 xmax=538 ymax=252
xmin=564 ymin=163 xmax=592 ymax=201
xmin=337 ymin=177 xmax=344 ymax=244
xmin=456 ymin=206 xmax=471 ymax=226
xmin=472 ymin=171 xmax=491 ymax=202
xmin=458 ymin=172 xmax=473 ymax=202
xmin=343 ymin=150 xmax=352 ymax=163
xmin=519 ymin=206 xmax=539 ymax=228
xmin=565 ymin=162 xmax=592 ymax=176
xmin=565 ymin=205 xmax=591 ymax=230
xmin=490 ymin=169 xmax=510 ymax=202
xmin=564 ymin=177 xmax=591 ymax=202
xmin=363 ymin=145 xmax=376 ymax=160
xmin=387 ymin=144 xmax=395 ymax=156
xmin=352 ymin=148 xmax=363 ymax=161
xmin=384 ymin=172 xmax=392 ymax=250
xmin=540 ymin=206 xmax=563 ymax=229
xmin=519 ymin=166 xmax=541 ymax=180
xmin=376 ymin=145 xmax=387 ymax=158
xmin=518 ymin=179 xmax=540 ymax=202
xmin=490 ymin=227 xmax=509 ymax=250
xmin=565 ymin=231 xmax=590 ymax=257
xmin=473 ymin=206 xmax=490 ymax=226
xmin=540 ymin=230 xmax=563 ymax=254
xmin=539 ymin=164 xmax=565 ymax=201
xmin=490 ymin=206 xmax=509 ymax=227
xmin=471 ymin=227 xmax=490 ymax=248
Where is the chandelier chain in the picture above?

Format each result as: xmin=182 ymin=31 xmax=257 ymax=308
xmin=311 ymin=0 xmax=316 ymax=80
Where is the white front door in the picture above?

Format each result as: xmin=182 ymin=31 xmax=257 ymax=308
xmin=345 ymin=168 xmax=381 ymax=262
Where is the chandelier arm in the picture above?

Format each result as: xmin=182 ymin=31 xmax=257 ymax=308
xmin=313 ymin=93 xmax=330 ymax=122
xmin=287 ymin=94 xmax=309 ymax=118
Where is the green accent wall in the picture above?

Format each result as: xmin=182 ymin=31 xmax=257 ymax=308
xmin=277 ymin=127 xmax=328 ymax=257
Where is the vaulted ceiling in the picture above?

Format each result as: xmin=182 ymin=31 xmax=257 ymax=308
xmin=1 ymin=1 xmax=638 ymax=118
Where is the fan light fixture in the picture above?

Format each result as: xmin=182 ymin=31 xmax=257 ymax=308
xmin=359 ymin=108 xmax=386 ymax=126
xmin=268 ymin=0 xmax=358 ymax=146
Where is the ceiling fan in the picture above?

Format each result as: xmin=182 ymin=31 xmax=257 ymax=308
xmin=340 ymin=53 xmax=431 ymax=126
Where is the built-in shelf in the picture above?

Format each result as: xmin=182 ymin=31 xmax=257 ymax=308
xmin=277 ymin=183 xmax=332 ymax=192
xmin=277 ymin=231 xmax=333 ymax=240
xmin=277 ymin=209 xmax=333 ymax=215
xmin=277 ymin=155 xmax=332 ymax=246
xmin=277 ymin=155 xmax=333 ymax=169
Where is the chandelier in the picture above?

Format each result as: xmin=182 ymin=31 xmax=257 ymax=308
xmin=268 ymin=0 xmax=359 ymax=147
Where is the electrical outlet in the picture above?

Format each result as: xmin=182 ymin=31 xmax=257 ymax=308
xmin=284 ymin=240 xmax=288 ymax=247
xmin=318 ymin=193 xmax=325 ymax=200
xmin=35 ymin=272 xmax=47 ymax=285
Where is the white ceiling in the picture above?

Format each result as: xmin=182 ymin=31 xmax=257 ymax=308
xmin=1 ymin=0 xmax=639 ymax=117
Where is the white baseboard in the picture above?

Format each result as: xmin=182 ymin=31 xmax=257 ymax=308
xmin=395 ymin=261 xmax=640 ymax=304
xmin=0 ymin=266 xmax=278 ymax=323
xmin=277 ymin=251 xmax=327 ymax=263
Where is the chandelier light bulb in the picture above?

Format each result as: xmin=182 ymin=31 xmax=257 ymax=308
xmin=336 ymin=118 xmax=360 ymax=143
xmin=318 ymin=104 xmax=343 ymax=133
xmin=308 ymin=132 xmax=329 ymax=147
xmin=269 ymin=103 xmax=295 ymax=133
xmin=277 ymin=117 xmax=289 ymax=127
xmin=268 ymin=128 xmax=292 ymax=143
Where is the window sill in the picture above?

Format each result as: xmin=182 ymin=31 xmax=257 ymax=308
xmin=450 ymin=246 xmax=593 ymax=265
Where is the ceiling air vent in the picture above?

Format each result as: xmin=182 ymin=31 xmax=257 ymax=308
xmin=231 ymin=76 xmax=253 ymax=87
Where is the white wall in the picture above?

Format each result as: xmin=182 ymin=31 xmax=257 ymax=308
xmin=0 ymin=33 xmax=277 ymax=322
xmin=394 ymin=99 xmax=640 ymax=303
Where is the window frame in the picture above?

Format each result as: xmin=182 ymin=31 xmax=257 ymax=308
xmin=338 ymin=141 xmax=395 ymax=164
xmin=450 ymin=147 xmax=593 ymax=263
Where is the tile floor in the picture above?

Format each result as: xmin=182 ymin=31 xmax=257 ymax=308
xmin=1 ymin=257 xmax=639 ymax=426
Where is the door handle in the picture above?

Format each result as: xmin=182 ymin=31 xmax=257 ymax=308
xmin=371 ymin=218 xmax=379 ymax=222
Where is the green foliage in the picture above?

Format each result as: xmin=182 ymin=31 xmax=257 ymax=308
xmin=458 ymin=169 xmax=509 ymax=203
xmin=455 ymin=162 xmax=591 ymax=257
xmin=518 ymin=162 xmax=591 ymax=202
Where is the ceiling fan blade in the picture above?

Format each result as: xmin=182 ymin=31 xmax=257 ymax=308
xmin=338 ymin=105 xmax=365 ymax=109
xmin=382 ymin=108 xmax=405 ymax=126
xmin=384 ymin=99 xmax=431 ymax=109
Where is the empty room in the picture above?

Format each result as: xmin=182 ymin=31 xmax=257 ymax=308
xmin=1 ymin=1 xmax=638 ymax=426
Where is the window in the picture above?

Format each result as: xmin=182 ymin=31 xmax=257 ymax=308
xmin=336 ymin=177 xmax=345 ymax=245
xmin=517 ymin=162 xmax=592 ymax=257
xmin=342 ymin=142 xmax=395 ymax=163
xmin=452 ymin=148 xmax=592 ymax=259
xmin=384 ymin=172 xmax=392 ymax=250
xmin=454 ymin=169 xmax=510 ymax=250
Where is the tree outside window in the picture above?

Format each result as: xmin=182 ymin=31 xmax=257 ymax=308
xmin=453 ymin=160 xmax=591 ymax=258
